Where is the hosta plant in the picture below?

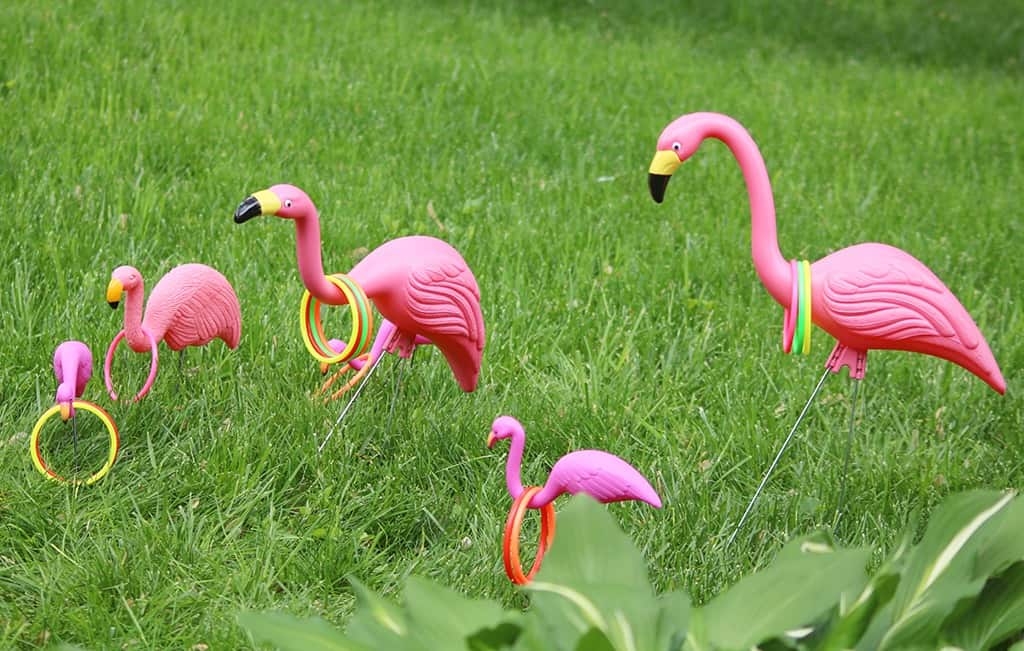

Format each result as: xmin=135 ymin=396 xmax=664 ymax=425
xmin=239 ymin=490 xmax=1024 ymax=650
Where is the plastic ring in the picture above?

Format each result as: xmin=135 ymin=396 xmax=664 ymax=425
xmin=299 ymin=274 xmax=374 ymax=364
xmin=801 ymin=261 xmax=812 ymax=355
xmin=104 ymin=328 xmax=159 ymax=402
xmin=782 ymin=259 xmax=799 ymax=353
xmin=317 ymin=353 xmax=372 ymax=403
xmin=502 ymin=486 xmax=557 ymax=585
xmin=792 ymin=263 xmax=806 ymax=355
xmin=30 ymin=400 xmax=120 ymax=485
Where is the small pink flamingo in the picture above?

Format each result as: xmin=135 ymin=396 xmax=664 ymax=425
xmin=647 ymin=112 xmax=1006 ymax=540
xmin=105 ymin=263 xmax=242 ymax=401
xmin=235 ymin=184 xmax=485 ymax=449
xmin=488 ymin=415 xmax=661 ymax=584
xmin=488 ymin=416 xmax=662 ymax=508
xmin=54 ymin=340 xmax=93 ymax=422
xmin=319 ymin=320 xmax=432 ymax=376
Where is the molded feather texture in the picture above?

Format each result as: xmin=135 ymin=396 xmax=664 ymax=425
xmin=405 ymin=261 xmax=485 ymax=352
xmin=141 ymin=264 xmax=242 ymax=351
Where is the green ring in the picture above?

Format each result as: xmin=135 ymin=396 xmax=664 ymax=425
xmin=333 ymin=274 xmax=372 ymax=357
xmin=305 ymin=294 xmax=332 ymax=356
xmin=792 ymin=261 xmax=806 ymax=354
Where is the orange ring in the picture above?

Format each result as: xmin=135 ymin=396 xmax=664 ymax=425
xmin=502 ymin=486 xmax=556 ymax=585
xmin=315 ymin=353 xmax=372 ymax=403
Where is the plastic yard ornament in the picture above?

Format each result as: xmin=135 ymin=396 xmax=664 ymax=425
xmin=487 ymin=416 xmax=662 ymax=585
xmin=104 ymin=263 xmax=241 ymax=402
xmin=31 ymin=341 xmax=119 ymax=485
xmin=234 ymin=184 xmax=485 ymax=451
xmin=647 ymin=112 xmax=1006 ymax=542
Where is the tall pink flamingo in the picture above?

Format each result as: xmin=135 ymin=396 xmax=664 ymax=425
xmin=488 ymin=415 xmax=661 ymax=584
xmin=54 ymin=340 xmax=93 ymax=422
xmin=105 ymin=263 xmax=242 ymax=401
xmin=647 ymin=112 xmax=1006 ymax=540
xmin=234 ymin=184 xmax=485 ymax=448
xmin=488 ymin=415 xmax=662 ymax=508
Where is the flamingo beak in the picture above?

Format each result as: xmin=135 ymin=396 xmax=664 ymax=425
xmin=234 ymin=189 xmax=282 ymax=223
xmin=487 ymin=432 xmax=497 ymax=449
xmin=106 ymin=278 xmax=124 ymax=309
xmin=59 ymin=402 xmax=71 ymax=422
xmin=648 ymin=150 xmax=681 ymax=204
xmin=320 ymin=361 xmax=329 ymax=375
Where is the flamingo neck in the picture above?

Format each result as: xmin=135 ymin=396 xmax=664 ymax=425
xmin=294 ymin=212 xmax=346 ymax=305
xmin=59 ymin=351 xmax=81 ymax=397
xmin=695 ymin=114 xmax=790 ymax=306
xmin=122 ymin=283 xmax=150 ymax=352
xmin=503 ymin=430 xmax=526 ymax=500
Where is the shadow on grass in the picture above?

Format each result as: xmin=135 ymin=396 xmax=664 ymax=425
xmin=443 ymin=0 xmax=1023 ymax=74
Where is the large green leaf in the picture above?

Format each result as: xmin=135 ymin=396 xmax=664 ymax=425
xmin=523 ymin=496 xmax=684 ymax=651
xmin=402 ymin=576 xmax=514 ymax=648
xmin=345 ymin=577 xmax=410 ymax=648
xmin=816 ymin=523 xmax=913 ymax=650
xmin=700 ymin=534 xmax=870 ymax=649
xmin=942 ymin=562 xmax=1024 ymax=650
xmin=237 ymin=611 xmax=370 ymax=651
xmin=879 ymin=490 xmax=1017 ymax=649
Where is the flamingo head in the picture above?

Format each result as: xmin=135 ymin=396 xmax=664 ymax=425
xmin=487 ymin=415 xmax=524 ymax=449
xmin=106 ymin=265 xmax=142 ymax=309
xmin=56 ymin=384 xmax=75 ymax=421
xmin=234 ymin=184 xmax=315 ymax=223
xmin=648 ymin=115 xmax=705 ymax=204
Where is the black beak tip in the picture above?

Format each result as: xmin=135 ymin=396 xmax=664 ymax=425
xmin=108 ymin=301 xmax=119 ymax=310
xmin=648 ymin=173 xmax=670 ymax=204
xmin=234 ymin=196 xmax=262 ymax=224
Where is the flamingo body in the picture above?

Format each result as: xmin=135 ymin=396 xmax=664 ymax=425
xmin=649 ymin=112 xmax=1005 ymax=395
xmin=234 ymin=184 xmax=484 ymax=392
xmin=488 ymin=416 xmax=662 ymax=510
xmin=111 ymin=264 xmax=241 ymax=353
xmin=53 ymin=340 xmax=93 ymax=418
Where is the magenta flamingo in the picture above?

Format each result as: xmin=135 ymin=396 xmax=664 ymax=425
xmin=488 ymin=415 xmax=662 ymax=508
xmin=105 ymin=263 xmax=241 ymax=400
xmin=54 ymin=340 xmax=93 ymax=422
xmin=320 ymin=320 xmax=432 ymax=376
xmin=234 ymin=184 xmax=485 ymax=410
xmin=648 ymin=112 xmax=1005 ymax=539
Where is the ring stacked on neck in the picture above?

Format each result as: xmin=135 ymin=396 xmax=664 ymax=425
xmin=782 ymin=260 xmax=812 ymax=355
xmin=300 ymin=274 xmax=374 ymax=365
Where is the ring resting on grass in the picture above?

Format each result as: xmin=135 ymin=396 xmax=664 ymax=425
xmin=503 ymin=486 xmax=556 ymax=585
xmin=31 ymin=400 xmax=120 ymax=485
xmin=300 ymin=273 xmax=374 ymax=365
xmin=488 ymin=416 xmax=662 ymax=585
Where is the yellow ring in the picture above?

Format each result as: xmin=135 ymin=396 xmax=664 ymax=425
xmin=30 ymin=400 xmax=120 ymax=485
xmin=299 ymin=274 xmax=374 ymax=364
xmin=801 ymin=261 xmax=812 ymax=355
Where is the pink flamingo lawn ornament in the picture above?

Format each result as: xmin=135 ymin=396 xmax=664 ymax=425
xmin=316 ymin=320 xmax=432 ymax=400
xmin=234 ymin=184 xmax=485 ymax=451
xmin=488 ymin=415 xmax=661 ymax=584
xmin=647 ymin=112 xmax=1006 ymax=542
xmin=31 ymin=341 xmax=120 ymax=485
xmin=104 ymin=263 xmax=242 ymax=401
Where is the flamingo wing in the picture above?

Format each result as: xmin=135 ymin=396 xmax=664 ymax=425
xmin=822 ymin=250 xmax=979 ymax=349
xmin=540 ymin=451 xmax=662 ymax=507
xmin=404 ymin=261 xmax=485 ymax=352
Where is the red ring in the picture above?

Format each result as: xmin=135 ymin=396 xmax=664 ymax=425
xmin=502 ymin=486 xmax=556 ymax=585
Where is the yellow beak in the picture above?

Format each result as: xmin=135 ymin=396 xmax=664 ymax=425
xmin=106 ymin=278 xmax=124 ymax=309
xmin=649 ymin=149 xmax=681 ymax=176
xmin=487 ymin=433 xmax=496 ymax=449
xmin=59 ymin=402 xmax=71 ymax=422
xmin=234 ymin=188 xmax=283 ymax=223
xmin=320 ymin=361 xmax=330 ymax=375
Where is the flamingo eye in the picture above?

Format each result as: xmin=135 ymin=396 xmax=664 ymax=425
xmin=284 ymin=200 xmax=293 ymax=208
xmin=672 ymin=142 xmax=681 ymax=152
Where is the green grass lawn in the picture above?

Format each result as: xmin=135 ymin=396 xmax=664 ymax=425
xmin=1 ymin=0 xmax=1021 ymax=648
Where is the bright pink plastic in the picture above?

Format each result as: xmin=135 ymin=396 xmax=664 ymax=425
xmin=105 ymin=264 xmax=241 ymax=400
xmin=488 ymin=416 xmax=662 ymax=509
xmin=327 ymin=320 xmax=433 ymax=372
xmin=53 ymin=340 xmax=93 ymax=418
xmin=652 ymin=112 xmax=1005 ymax=394
xmin=238 ymin=184 xmax=485 ymax=392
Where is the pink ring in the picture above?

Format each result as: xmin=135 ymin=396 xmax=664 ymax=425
xmin=104 ymin=328 xmax=159 ymax=402
xmin=782 ymin=260 xmax=799 ymax=353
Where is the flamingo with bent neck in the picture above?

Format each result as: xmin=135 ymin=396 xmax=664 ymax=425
xmin=105 ymin=263 xmax=241 ymax=400
xmin=54 ymin=340 xmax=93 ymax=422
xmin=647 ymin=112 xmax=1005 ymax=539
xmin=233 ymin=184 xmax=485 ymax=395
xmin=487 ymin=415 xmax=662 ymax=509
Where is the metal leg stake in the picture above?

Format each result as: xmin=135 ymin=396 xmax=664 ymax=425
xmin=728 ymin=367 xmax=832 ymax=546
xmin=833 ymin=380 xmax=861 ymax=530
xmin=317 ymin=352 xmax=388 ymax=454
